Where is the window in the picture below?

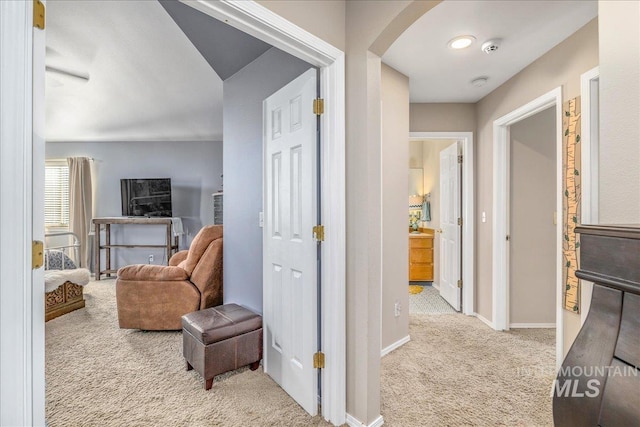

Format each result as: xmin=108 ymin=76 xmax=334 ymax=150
xmin=45 ymin=160 xmax=69 ymax=227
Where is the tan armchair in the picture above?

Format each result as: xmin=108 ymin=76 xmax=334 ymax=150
xmin=116 ymin=225 xmax=223 ymax=330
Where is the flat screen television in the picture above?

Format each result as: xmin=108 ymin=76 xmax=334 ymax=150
xmin=121 ymin=178 xmax=172 ymax=217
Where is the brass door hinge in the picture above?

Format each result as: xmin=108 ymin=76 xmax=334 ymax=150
xmin=313 ymin=98 xmax=324 ymax=116
xmin=458 ymin=217 xmax=463 ymax=226
xmin=313 ymin=225 xmax=324 ymax=242
xmin=506 ymin=235 xmax=510 ymax=241
xmin=32 ymin=240 xmax=44 ymax=269
xmin=33 ymin=0 xmax=45 ymax=30
xmin=457 ymin=279 xmax=463 ymax=289
xmin=313 ymin=351 xmax=325 ymax=369
xmin=458 ymin=155 xmax=463 ymax=164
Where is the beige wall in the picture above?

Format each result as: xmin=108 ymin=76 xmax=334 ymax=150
xmin=381 ymin=63 xmax=410 ymax=351
xmin=344 ymin=2 xmax=439 ymax=424
xmin=509 ymin=107 xmax=557 ymax=325
xmin=256 ymin=0 xmax=346 ymax=51
xmin=410 ymin=103 xmax=476 ymax=133
xmin=409 ymin=140 xmax=423 ymax=168
xmin=598 ymin=1 xmax=640 ymax=224
xmin=420 ymin=139 xmax=455 ymax=287
xmin=475 ymin=19 xmax=598 ymax=345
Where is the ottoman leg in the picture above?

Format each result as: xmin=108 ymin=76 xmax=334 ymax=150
xmin=205 ymin=378 xmax=213 ymax=390
xmin=186 ymin=361 xmax=193 ymax=371
xmin=249 ymin=361 xmax=260 ymax=371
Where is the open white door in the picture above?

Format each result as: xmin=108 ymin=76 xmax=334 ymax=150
xmin=0 ymin=1 xmax=46 ymax=424
xmin=263 ymin=69 xmax=318 ymax=416
xmin=439 ymin=142 xmax=461 ymax=311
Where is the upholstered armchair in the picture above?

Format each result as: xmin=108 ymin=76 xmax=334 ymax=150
xmin=116 ymin=225 xmax=223 ymax=330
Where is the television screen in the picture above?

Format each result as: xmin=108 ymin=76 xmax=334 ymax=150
xmin=121 ymin=178 xmax=172 ymax=217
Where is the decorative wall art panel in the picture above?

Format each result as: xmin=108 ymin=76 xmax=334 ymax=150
xmin=563 ymin=97 xmax=581 ymax=313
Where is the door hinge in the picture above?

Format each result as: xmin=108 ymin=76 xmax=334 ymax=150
xmin=32 ymin=240 xmax=44 ymax=269
xmin=313 ymin=351 xmax=325 ymax=369
xmin=458 ymin=154 xmax=463 ymax=164
xmin=33 ymin=0 xmax=45 ymax=29
xmin=313 ymin=98 xmax=324 ymax=116
xmin=457 ymin=279 xmax=463 ymax=289
xmin=313 ymin=225 xmax=325 ymax=242
xmin=506 ymin=235 xmax=510 ymax=241
xmin=458 ymin=217 xmax=463 ymax=226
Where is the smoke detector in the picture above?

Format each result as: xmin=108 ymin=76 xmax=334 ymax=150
xmin=481 ymin=39 xmax=502 ymax=54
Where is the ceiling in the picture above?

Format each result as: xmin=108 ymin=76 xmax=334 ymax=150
xmin=46 ymin=0 xmax=269 ymax=142
xmin=47 ymin=1 xmax=599 ymax=141
xmin=383 ymin=0 xmax=598 ymax=103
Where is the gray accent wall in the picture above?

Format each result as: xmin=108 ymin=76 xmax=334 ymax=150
xmin=46 ymin=140 xmax=222 ymax=268
xmin=223 ymin=47 xmax=313 ymax=315
xmin=160 ymin=0 xmax=271 ymax=80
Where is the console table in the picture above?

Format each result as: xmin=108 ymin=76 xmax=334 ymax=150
xmin=93 ymin=217 xmax=179 ymax=280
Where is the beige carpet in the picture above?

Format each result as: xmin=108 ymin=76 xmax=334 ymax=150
xmin=47 ymin=281 xmax=555 ymax=426
xmin=381 ymin=315 xmax=555 ymax=426
xmin=46 ymin=281 xmax=331 ymax=427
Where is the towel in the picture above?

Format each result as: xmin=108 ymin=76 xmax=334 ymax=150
xmin=171 ymin=217 xmax=184 ymax=236
xmin=421 ymin=199 xmax=431 ymax=222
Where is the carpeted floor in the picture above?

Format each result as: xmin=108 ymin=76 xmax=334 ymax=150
xmin=46 ymin=281 xmax=555 ymax=426
xmin=45 ymin=280 xmax=331 ymax=427
xmin=381 ymin=314 xmax=555 ymax=426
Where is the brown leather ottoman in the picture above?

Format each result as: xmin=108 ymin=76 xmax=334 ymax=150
xmin=182 ymin=304 xmax=263 ymax=390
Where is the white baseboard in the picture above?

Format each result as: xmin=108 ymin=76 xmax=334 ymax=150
xmin=380 ymin=335 xmax=410 ymax=357
xmin=509 ymin=323 xmax=556 ymax=329
xmin=432 ymin=282 xmax=440 ymax=290
xmin=346 ymin=413 xmax=384 ymax=427
xmin=474 ymin=312 xmax=495 ymax=329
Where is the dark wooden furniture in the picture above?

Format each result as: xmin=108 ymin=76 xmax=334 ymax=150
xmin=553 ymin=225 xmax=640 ymax=426
xmin=93 ymin=217 xmax=179 ymax=280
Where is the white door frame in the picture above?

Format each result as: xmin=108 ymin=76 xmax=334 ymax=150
xmin=580 ymin=67 xmax=599 ymax=325
xmin=0 ymin=0 xmax=45 ymax=425
xmin=182 ymin=2 xmax=345 ymax=424
xmin=492 ymin=87 xmax=564 ymax=367
xmin=409 ymin=132 xmax=474 ymax=316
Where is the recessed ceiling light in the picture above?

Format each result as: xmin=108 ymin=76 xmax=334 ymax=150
xmin=447 ymin=35 xmax=476 ymax=50
xmin=471 ymin=77 xmax=488 ymax=87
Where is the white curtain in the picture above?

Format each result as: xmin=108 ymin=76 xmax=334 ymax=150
xmin=68 ymin=157 xmax=93 ymax=268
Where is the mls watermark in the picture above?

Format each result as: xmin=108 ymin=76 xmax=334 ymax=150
xmin=515 ymin=365 xmax=638 ymax=398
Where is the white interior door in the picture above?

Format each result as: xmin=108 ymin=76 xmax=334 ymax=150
xmin=263 ymin=68 xmax=318 ymax=416
xmin=439 ymin=142 xmax=461 ymax=311
xmin=0 ymin=1 xmax=46 ymax=424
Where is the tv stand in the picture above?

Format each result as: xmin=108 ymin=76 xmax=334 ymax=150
xmin=92 ymin=217 xmax=179 ymax=280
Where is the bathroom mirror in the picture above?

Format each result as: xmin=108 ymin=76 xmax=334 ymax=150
xmin=408 ymin=168 xmax=423 ymax=196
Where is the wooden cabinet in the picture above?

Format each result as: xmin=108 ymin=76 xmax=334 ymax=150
xmin=409 ymin=233 xmax=434 ymax=281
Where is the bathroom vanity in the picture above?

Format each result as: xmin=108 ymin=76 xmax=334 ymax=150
xmin=409 ymin=229 xmax=434 ymax=281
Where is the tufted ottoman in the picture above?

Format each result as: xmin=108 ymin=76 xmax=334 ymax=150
xmin=182 ymin=304 xmax=263 ymax=390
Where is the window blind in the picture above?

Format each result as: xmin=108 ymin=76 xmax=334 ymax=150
xmin=45 ymin=160 xmax=70 ymax=227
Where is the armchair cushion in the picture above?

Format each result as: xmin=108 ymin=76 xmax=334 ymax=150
xmin=169 ymin=250 xmax=189 ymax=267
xmin=117 ymin=265 xmax=188 ymax=281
